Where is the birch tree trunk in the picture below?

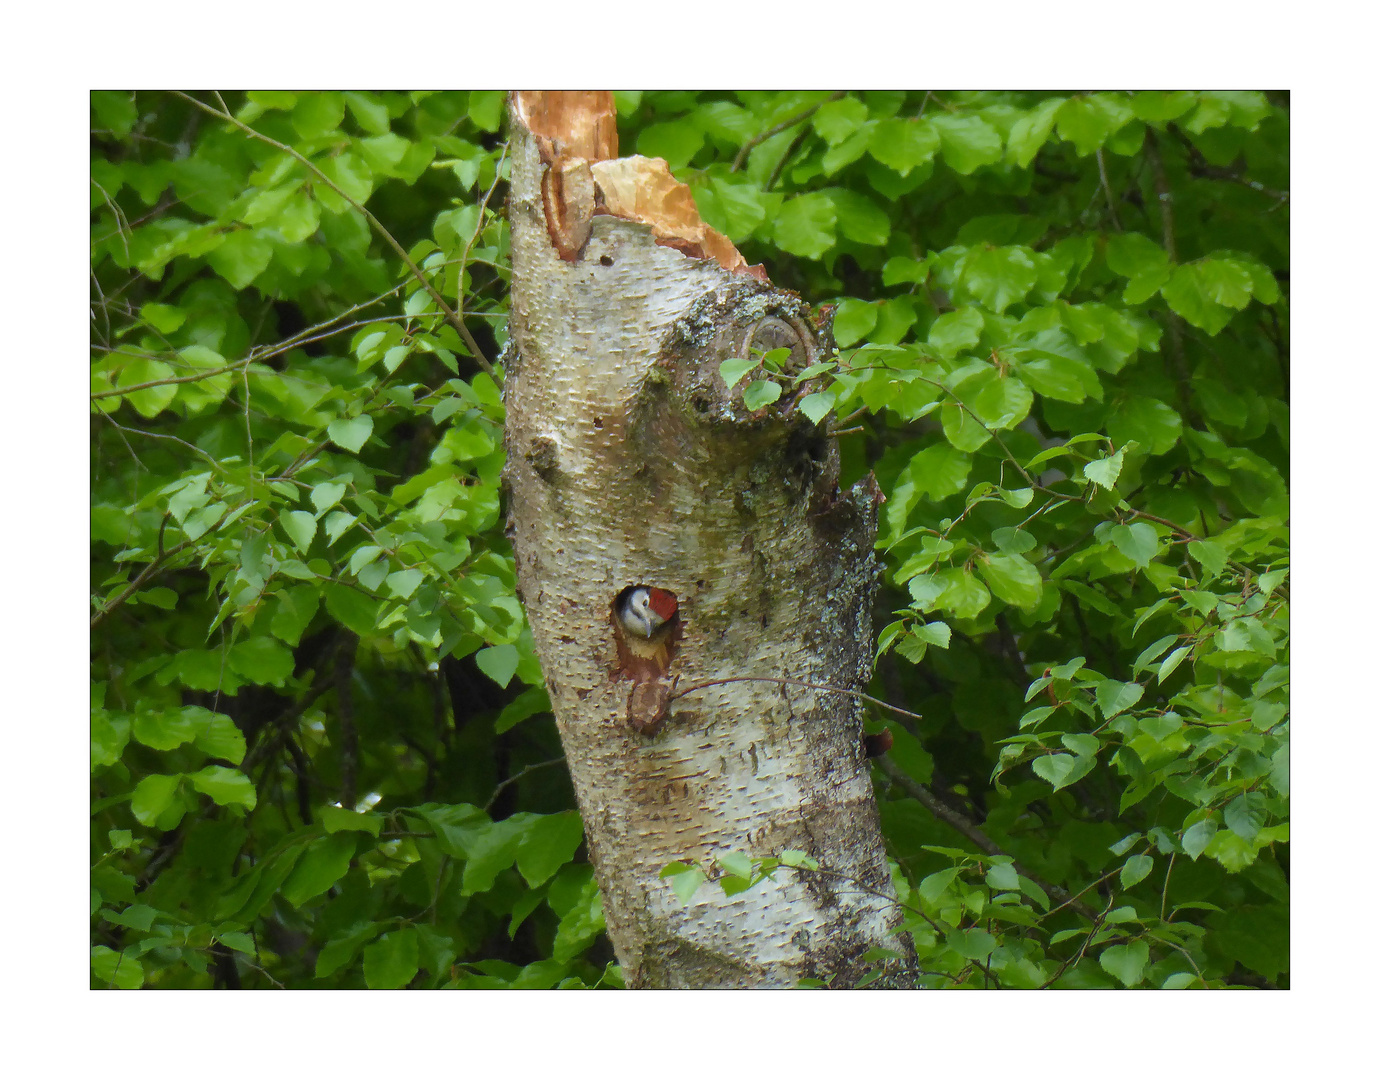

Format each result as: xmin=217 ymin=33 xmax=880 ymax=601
xmin=503 ymin=92 xmax=915 ymax=988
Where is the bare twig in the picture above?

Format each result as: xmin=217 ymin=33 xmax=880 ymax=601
xmin=670 ymin=675 xmax=924 ymax=724
xmin=484 ymin=756 xmax=567 ymax=814
xmin=1096 ymin=148 xmax=1123 ymax=231
xmin=336 ymin=632 xmax=359 ymax=809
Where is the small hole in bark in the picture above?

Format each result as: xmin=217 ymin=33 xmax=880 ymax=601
xmin=611 ymin=586 xmax=682 ymax=696
xmin=599 ymin=255 xmax=614 ymax=267
xmin=592 ymin=417 xmax=603 ymax=428
xmin=692 ymin=397 xmax=710 ymax=414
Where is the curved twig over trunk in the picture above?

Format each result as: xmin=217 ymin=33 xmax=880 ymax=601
xmin=503 ymin=92 xmax=914 ymax=988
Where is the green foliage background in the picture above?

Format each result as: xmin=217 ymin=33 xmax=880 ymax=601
xmin=91 ymin=90 xmax=1288 ymax=989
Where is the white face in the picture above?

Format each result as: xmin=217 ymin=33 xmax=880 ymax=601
xmin=621 ymin=588 xmax=662 ymax=637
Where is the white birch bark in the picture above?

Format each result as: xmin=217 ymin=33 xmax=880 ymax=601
xmin=503 ymin=94 xmax=914 ymax=988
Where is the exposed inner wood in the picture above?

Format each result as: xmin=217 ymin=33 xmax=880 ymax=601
xmin=515 ymin=90 xmax=764 ymax=278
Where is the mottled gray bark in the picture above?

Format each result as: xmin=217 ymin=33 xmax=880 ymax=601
xmin=503 ymin=93 xmax=914 ymax=988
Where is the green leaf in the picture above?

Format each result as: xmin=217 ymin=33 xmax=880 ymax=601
xmin=1109 ymin=522 xmax=1159 ymax=568
xmin=1006 ymin=98 xmax=1065 ymax=167
xmin=1095 ymin=679 xmax=1144 ymax=719
xmin=552 ymin=876 xmax=605 ymax=962
xmin=281 ymin=509 xmax=317 ymax=553
xmin=1120 ymin=853 xmax=1154 ymax=889
xmin=1083 ymin=449 xmax=1124 ymax=490
xmin=130 ymin=773 xmax=182 ymax=827
xmin=324 ymin=583 xmax=380 ymax=636
xmin=719 ymin=356 xmax=757 ymax=390
xmin=940 ymin=401 xmax=992 ymax=453
xmin=718 ymin=850 xmax=754 ymax=880
xmin=1057 ymin=94 xmax=1134 ymax=156
xmin=321 ymin=806 xmax=383 ymax=836
xmin=918 ymin=867 xmax=960 ymax=904
xmin=516 ymin=812 xmax=585 ymax=888
xmin=668 ymin=865 xmax=707 ymax=903
xmin=282 ymin=833 xmax=357 ymax=906
xmin=948 ymin=927 xmax=998 ymax=960
xmin=912 ymin=621 xmax=952 ymax=649
xmin=798 ymin=392 xmax=836 ymax=425
xmin=92 ymin=945 xmax=144 ymax=989
xmin=206 ymin=229 xmax=273 ymax=289
xmin=327 ymin=415 xmax=374 ymax=454
xmin=1033 ymin=753 xmax=1083 ymax=791
xmin=363 ymin=929 xmax=420 ymax=989
xmin=832 ymin=299 xmax=878 ymax=347
xmin=1187 ymin=539 xmax=1229 ymax=578
xmin=92 ymin=91 xmax=139 ymax=135
xmin=637 ymin=120 xmax=704 ymax=169
xmin=935 ymin=567 xmax=991 ymax=620
xmin=1108 ymin=398 xmax=1182 ymax=456
xmin=475 ymin=643 xmax=519 ymax=688
xmin=813 ymin=97 xmax=869 ymax=144
xmin=958 ymin=245 xmax=1038 ymax=313
xmin=193 ymin=708 xmax=247 ymax=764
xmin=292 ymin=91 xmax=345 ymax=138
xmin=189 ymin=766 xmax=257 ymax=810
xmin=385 ymin=568 xmax=424 ymax=600
xmin=978 ymin=554 xmax=1043 ymax=610
xmin=229 ymin=636 xmax=295 ymax=686
xmin=344 ymin=91 xmax=391 ymax=134
xmin=310 ymin=480 xmax=348 ymax=514
xmin=992 ymin=527 xmax=1036 ymax=555
xmin=1099 ymin=941 xmax=1149 ymax=986
xmin=132 ymin=708 xmax=197 ymax=752
xmin=986 ymin=862 xmax=1020 ymax=891
xmin=742 ymin=380 xmax=783 ymax=411
xmin=495 ymin=686 xmax=552 ymax=734
xmin=928 ymin=308 xmax=983 ymax=357
xmin=1181 ymin=820 xmax=1217 ymax=860
xmin=827 ymin=189 xmax=890 ymax=246
xmin=931 ymin=115 xmax=1003 ymax=174
xmin=772 ymin=192 xmax=836 ymax=260
xmin=1157 ymin=646 xmax=1193 ymax=683
xmin=1224 ymin=793 xmax=1265 ymax=842
xmin=868 ymin=117 xmax=940 ymax=175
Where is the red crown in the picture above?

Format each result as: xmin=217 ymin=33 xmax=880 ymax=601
xmin=645 ymin=588 xmax=678 ymax=622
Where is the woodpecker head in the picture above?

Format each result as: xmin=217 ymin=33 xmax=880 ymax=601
xmin=615 ymin=586 xmax=678 ymax=638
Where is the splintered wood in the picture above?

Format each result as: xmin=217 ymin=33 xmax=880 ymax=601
xmin=514 ymin=91 xmax=766 ymax=278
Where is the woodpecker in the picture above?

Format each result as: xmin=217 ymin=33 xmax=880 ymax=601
xmin=616 ymin=586 xmax=678 ymax=638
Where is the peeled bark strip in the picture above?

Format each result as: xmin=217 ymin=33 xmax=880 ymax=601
xmin=504 ymin=92 xmax=914 ymax=988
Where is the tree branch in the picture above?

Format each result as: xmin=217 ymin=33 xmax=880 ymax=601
xmin=671 ymin=675 xmax=925 ymax=724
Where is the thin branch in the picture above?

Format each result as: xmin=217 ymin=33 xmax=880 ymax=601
xmin=335 ymin=632 xmax=359 ymax=809
xmin=1095 ymin=148 xmax=1123 ymax=231
xmin=171 ymin=91 xmax=495 ymax=377
xmin=484 ymin=756 xmax=566 ymax=814
xmin=731 ymin=91 xmax=846 ymax=172
xmin=670 ymin=675 xmax=925 ymax=724
xmin=765 ymin=124 xmax=812 ymax=191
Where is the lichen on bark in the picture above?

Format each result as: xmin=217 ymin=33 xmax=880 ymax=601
xmin=503 ymin=91 xmax=916 ymax=988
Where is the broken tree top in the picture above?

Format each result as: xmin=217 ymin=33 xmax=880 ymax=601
xmin=513 ymin=91 xmax=768 ymax=280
